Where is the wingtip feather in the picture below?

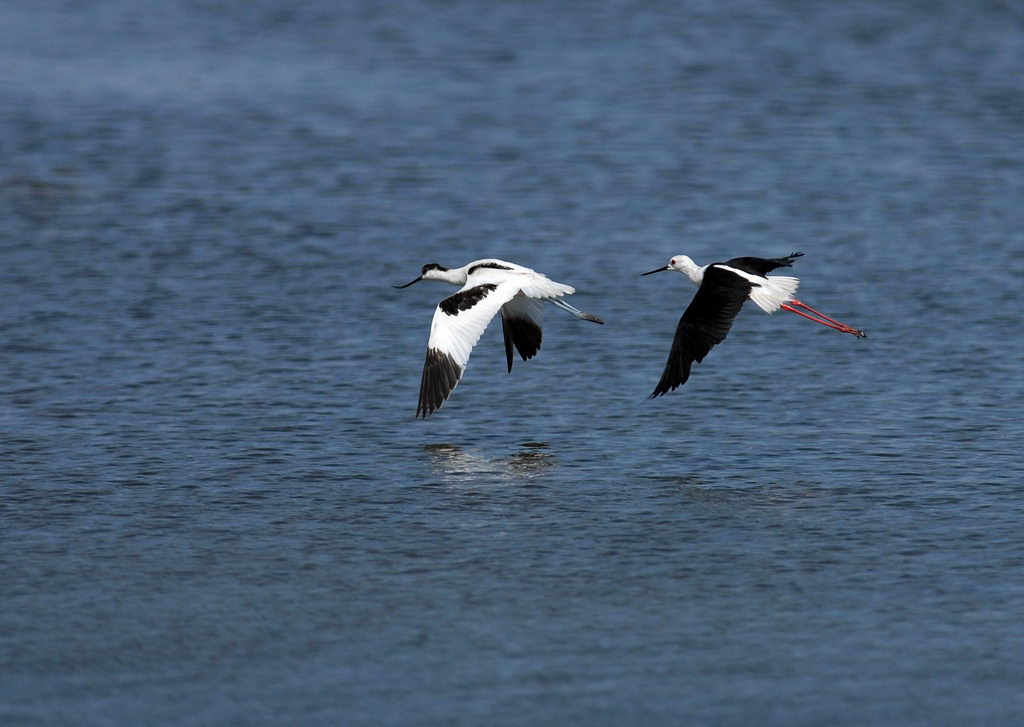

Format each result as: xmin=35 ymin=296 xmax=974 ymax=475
xmin=417 ymin=348 xmax=463 ymax=418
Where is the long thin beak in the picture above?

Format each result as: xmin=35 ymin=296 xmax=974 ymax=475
xmin=392 ymin=276 xmax=423 ymax=289
xmin=641 ymin=266 xmax=671 ymax=276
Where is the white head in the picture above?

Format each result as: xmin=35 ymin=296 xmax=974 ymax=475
xmin=393 ymin=263 xmax=467 ymax=288
xmin=641 ymin=255 xmax=705 ymax=285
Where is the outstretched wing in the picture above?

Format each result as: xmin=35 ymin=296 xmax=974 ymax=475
xmin=499 ymin=294 xmax=545 ymax=373
xmin=725 ymin=251 xmax=803 ymax=277
xmin=418 ymin=280 xmax=520 ymax=417
xmin=649 ymin=265 xmax=752 ymax=398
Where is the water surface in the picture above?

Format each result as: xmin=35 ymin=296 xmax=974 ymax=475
xmin=2 ymin=1 xmax=1023 ymax=725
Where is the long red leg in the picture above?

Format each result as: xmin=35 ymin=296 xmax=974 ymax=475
xmin=780 ymin=303 xmax=850 ymax=332
xmin=790 ymin=299 xmax=856 ymax=328
xmin=782 ymin=299 xmax=866 ymax=338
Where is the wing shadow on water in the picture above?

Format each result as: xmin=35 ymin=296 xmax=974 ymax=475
xmin=423 ymin=442 xmax=555 ymax=486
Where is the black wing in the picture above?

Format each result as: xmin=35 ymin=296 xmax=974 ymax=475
xmin=649 ymin=266 xmax=752 ymax=398
xmin=499 ymin=297 xmax=544 ymax=373
xmin=725 ymin=251 xmax=803 ymax=277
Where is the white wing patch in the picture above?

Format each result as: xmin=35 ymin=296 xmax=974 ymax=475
xmin=464 ymin=266 xmax=574 ymax=302
xmin=749 ymin=275 xmax=799 ymax=313
xmin=714 ymin=264 xmax=799 ymax=314
xmin=428 ymin=280 xmax=521 ymax=369
xmin=517 ymin=277 xmax=574 ymax=299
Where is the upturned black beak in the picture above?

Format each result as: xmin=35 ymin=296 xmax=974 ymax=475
xmin=641 ymin=266 xmax=670 ymax=276
xmin=393 ymin=276 xmax=423 ymax=289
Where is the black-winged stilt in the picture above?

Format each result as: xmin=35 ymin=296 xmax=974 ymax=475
xmin=641 ymin=252 xmax=865 ymax=398
xmin=395 ymin=259 xmax=604 ymax=417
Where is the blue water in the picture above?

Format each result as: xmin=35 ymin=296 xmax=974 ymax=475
xmin=3 ymin=1 xmax=1024 ymax=724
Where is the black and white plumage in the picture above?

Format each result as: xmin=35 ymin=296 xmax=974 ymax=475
xmin=642 ymin=252 xmax=865 ymax=398
xmin=394 ymin=259 xmax=604 ymax=417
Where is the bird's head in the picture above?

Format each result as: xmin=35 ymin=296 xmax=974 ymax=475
xmin=393 ymin=263 xmax=451 ymax=288
xmin=667 ymin=255 xmax=697 ymax=273
xmin=641 ymin=255 xmax=697 ymax=275
xmin=642 ymin=255 xmax=704 ymax=285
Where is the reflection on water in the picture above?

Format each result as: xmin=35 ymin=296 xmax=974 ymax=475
xmin=424 ymin=442 xmax=555 ymax=484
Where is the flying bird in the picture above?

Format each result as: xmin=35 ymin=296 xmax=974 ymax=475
xmin=394 ymin=259 xmax=604 ymax=417
xmin=641 ymin=252 xmax=865 ymax=397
